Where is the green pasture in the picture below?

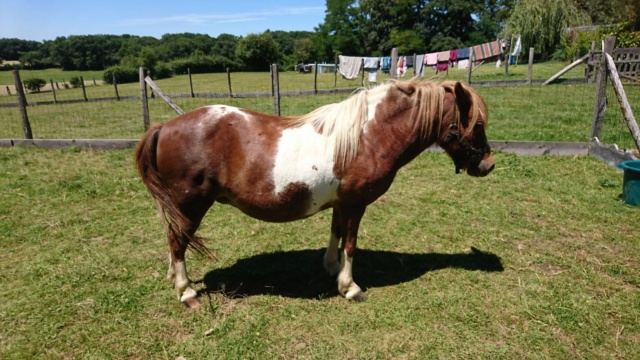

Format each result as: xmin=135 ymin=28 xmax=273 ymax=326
xmin=0 ymin=147 xmax=638 ymax=359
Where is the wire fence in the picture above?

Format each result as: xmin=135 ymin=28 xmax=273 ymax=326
xmin=0 ymin=64 xmax=638 ymax=153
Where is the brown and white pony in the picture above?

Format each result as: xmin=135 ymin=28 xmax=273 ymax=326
xmin=135 ymin=79 xmax=494 ymax=307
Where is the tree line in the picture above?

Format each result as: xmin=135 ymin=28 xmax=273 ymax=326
xmin=1 ymin=0 xmax=638 ymax=75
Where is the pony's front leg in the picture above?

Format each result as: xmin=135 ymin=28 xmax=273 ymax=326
xmin=324 ymin=208 xmax=342 ymax=276
xmin=336 ymin=206 xmax=367 ymax=302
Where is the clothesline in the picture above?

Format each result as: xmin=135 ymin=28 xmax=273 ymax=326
xmin=337 ymin=38 xmax=517 ymax=80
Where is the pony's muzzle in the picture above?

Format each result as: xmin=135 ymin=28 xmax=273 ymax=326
xmin=468 ymin=153 xmax=495 ymax=177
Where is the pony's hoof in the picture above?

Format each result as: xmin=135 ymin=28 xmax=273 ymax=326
xmin=182 ymin=297 xmax=201 ymax=309
xmin=345 ymin=289 xmax=367 ymax=302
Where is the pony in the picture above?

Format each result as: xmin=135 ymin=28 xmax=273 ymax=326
xmin=135 ymin=79 xmax=494 ymax=307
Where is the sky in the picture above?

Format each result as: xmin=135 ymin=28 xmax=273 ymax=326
xmin=0 ymin=0 xmax=327 ymax=42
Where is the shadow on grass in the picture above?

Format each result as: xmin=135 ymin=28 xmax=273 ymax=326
xmin=198 ymin=247 xmax=503 ymax=299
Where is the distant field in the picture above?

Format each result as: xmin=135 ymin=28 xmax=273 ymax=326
xmin=0 ymin=59 xmax=585 ymax=89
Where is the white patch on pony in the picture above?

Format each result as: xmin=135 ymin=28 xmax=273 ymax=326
xmin=365 ymin=84 xmax=391 ymax=122
xmin=205 ymin=105 xmax=248 ymax=121
xmin=272 ymin=123 xmax=339 ymax=216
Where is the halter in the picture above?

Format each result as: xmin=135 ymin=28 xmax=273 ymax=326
xmin=441 ymin=102 xmax=491 ymax=174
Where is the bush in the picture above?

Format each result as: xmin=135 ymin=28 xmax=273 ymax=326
xmin=150 ymin=62 xmax=173 ymax=80
xmin=103 ymin=65 xmax=138 ymax=85
xmin=69 ymin=76 xmax=83 ymax=88
xmin=23 ymin=78 xmax=46 ymax=92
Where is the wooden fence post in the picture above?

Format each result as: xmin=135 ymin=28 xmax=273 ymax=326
xmin=12 ymin=70 xmax=33 ymax=139
xmin=226 ymin=67 xmax=232 ymax=97
xmin=272 ymin=64 xmax=280 ymax=116
xmin=591 ymin=37 xmax=616 ymax=140
xmin=5 ymin=86 xmax=10 ymax=95
xmin=139 ymin=67 xmax=150 ymax=131
xmin=79 ymin=76 xmax=88 ymax=101
xmin=188 ymin=68 xmax=194 ymax=98
xmin=466 ymin=51 xmax=474 ymax=84
xmin=112 ymin=73 xmax=120 ymax=101
xmin=604 ymin=53 xmax=640 ymax=151
xmin=587 ymin=41 xmax=596 ymax=84
xmin=360 ymin=58 xmax=365 ymax=87
xmin=50 ymin=79 xmax=57 ymax=104
xmin=314 ymin=61 xmax=318 ymax=95
xmin=527 ymin=48 xmax=534 ymax=85
xmin=334 ymin=53 xmax=338 ymax=88
xmin=390 ymin=48 xmax=398 ymax=80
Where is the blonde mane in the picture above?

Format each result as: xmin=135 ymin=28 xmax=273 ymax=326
xmin=284 ymin=79 xmax=488 ymax=168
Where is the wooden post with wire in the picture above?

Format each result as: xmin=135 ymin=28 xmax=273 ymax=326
xmin=139 ymin=67 xmax=150 ymax=131
xmin=271 ymin=64 xmax=280 ymax=116
xmin=591 ymin=37 xmax=616 ymax=140
xmin=13 ymin=70 xmax=33 ymax=139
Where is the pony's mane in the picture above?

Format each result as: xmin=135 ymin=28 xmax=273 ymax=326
xmin=284 ymin=79 xmax=488 ymax=168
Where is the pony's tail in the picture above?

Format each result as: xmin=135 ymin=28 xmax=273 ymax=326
xmin=135 ymin=124 xmax=211 ymax=256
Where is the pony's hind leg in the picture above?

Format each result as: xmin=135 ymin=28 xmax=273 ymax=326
xmin=164 ymin=196 xmax=213 ymax=308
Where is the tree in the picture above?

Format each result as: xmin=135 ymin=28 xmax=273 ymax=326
xmin=23 ymin=78 xmax=46 ymax=93
xmin=139 ymin=47 xmax=157 ymax=72
xmin=390 ymin=30 xmax=425 ymax=54
xmin=315 ymin=0 xmax=363 ymax=59
xmin=0 ymin=38 xmax=40 ymax=60
xmin=505 ymin=0 xmax=591 ymax=58
xmin=212 ymin=34 xmax=239 ymax=61
xmin=235 ymin=33 xmax=281 ymax=71
xmin=292 ymin=38 xmax=317 ymax=63
xmin=575 ymin=0 xmax=637 ymax=26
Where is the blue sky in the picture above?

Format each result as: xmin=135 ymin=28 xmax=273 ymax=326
xmin=0 ymin=0 xmax=327 ymax=41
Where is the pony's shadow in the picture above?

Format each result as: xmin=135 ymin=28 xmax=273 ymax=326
xmin=198 ymin=247 xmax=503 ymax=299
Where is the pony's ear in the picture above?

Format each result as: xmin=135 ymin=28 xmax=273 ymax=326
xmin=454 ymin=82 xmax=471 ymax=115
xmin=396 ymin=81 xmax=415 ymax=95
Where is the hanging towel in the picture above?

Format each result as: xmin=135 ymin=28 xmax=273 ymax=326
xmin=397 ymin=56 xmax=408 ymax=77
xmin=457 ymin=47 xmax=470 ymax=59
xmin=511 ymin=36 xmax=523 ymax=56
xmin=449 ymin=49 xmax=458 ymax=64
xmin=437 ymin=51 xmax=450 ymax=63
xmin=415 ymin=54 xmax=425 ymax=76
xmin=425 ymin=53 xmax=438 ymax=65
xmin=472 ymin=41 xmax=500 ymax=61
xmin=368 ymin=70 xmax=377 ymax=83
xmin=405 ymin=55 xmax=414 ymax=68
xmin=457 ymin=59 xmax=470 ymax=69
xmin=363 ymin=57 xmax=379 ymax=69
xmin=339 ymin=55 xmax=363 ymax=80
xmin=381 ymin=56 xmax=391 ymax=73
xmin=437 ymin=62 xmax=448 ymax=72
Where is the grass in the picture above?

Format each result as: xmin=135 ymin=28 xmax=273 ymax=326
xmin=0 ymin=147 xmax=638 ymax=358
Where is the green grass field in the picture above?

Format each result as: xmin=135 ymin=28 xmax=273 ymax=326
xmin=0 ymin=147 xmax=638 ymax=358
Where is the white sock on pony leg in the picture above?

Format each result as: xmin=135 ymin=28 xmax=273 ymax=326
xmin=337 ymin=249 xmax=367 ymax=301
xmin=173 ymin=260 xmax=197 ymax=302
